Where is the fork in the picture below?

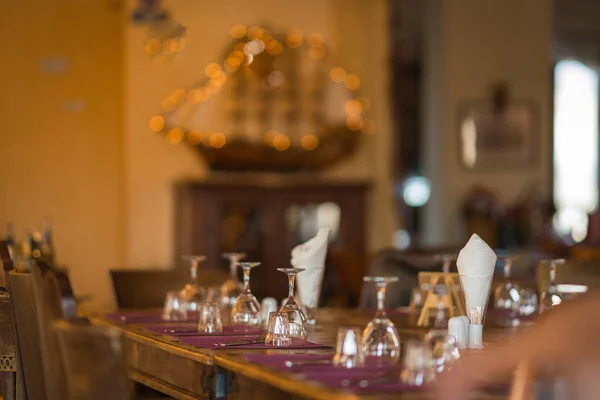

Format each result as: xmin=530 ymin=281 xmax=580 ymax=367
xmin=214 ymin=331 xmax=268 ymax=347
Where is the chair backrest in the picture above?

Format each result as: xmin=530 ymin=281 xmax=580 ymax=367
xmin=9 ymin=270 xmax=47 ymax=400
xmin=54 ymin=320 xmax=132 ymax=400
xmin=0 ymin=241 xmax=25 ymax=400
xmin=31 ymin=261 xmax=67 ymax=400
xmin=110 ymin=268 xmax=229 ymax=308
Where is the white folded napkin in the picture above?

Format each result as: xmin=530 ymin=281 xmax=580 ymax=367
xmin=292 ymin=228 xmax=330 ymax=310
xmin=456 ymin=233 xmax=497 ymax=277
xmin=456 ymin=234 xmax=497 ymax=348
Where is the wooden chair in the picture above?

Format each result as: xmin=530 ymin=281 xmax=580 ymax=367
xmin=0 ymin=241 xmax=25 ymax=400
xmin=110 ymin=268 xmax=229 ymax=309
xmin=54 ymin=320 xmax=133 ymax=400
xmin=9 ymin=270 xmax=47 ymax=399
xmin=9 ymin=260 xmax=68 ymax=400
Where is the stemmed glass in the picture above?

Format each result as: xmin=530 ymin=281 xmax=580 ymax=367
xmin=493 ymin=256 xmax=521 ymax=323
xmin=231 ymin=262 xmax=261 ymax=330
xmin=435 ymin=254 xmax=456 ymax=274
xmin=361 ymin=276 xmax=401 ymax=366
xmin=179 ymin=255 xmax=206 ymax=311
xmin=221 ymin=252 xmax=246 ymax=309
xmin=538 ymin=259 xmax=565 ymax=314
xmin=277 ymin=267 xmax=308 ymax=340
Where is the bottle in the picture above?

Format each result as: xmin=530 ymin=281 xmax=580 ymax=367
xmin=41 ymin=217 xmax=55 ymax=264
xmin=5 ymin=222 xmax=15 ymax=259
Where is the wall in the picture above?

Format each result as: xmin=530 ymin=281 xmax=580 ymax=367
xmin=421 ymin=0 xmax=553 ymax=245
xmin=124 ymin=0 xmax=397 ymax=267
xmin=0 ymin=0 xmax=124 ymax=310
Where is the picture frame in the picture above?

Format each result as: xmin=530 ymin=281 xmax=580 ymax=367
xmin=457 ymin=99 xmax=538 ymax=171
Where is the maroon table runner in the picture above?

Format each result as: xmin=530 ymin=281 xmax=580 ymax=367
xmin=144 ymin=324 xmax=262 ymax=336
xmin=105 ymin=311 xmax=198 ymax=324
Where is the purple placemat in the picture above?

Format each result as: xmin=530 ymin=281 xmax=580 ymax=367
xmin=244 ymin=353 xmax=421 ymax=393
xmin=144 ymin=324 xmax=262 ymax=336
xmin=105 ymin=311 xmax=198 ymax=324
xmin=178 ymin=335 xmax=332 ymax=350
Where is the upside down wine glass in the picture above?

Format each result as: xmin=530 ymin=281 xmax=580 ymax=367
xmin=361 ymin=276 xmax=401 ymax=366
xmin=231 ymin=262 xmax=261 ymax=330
xmin=221 ymin=252 xmax=246 ymax=309
xmin=278 ymin=267 xmax=308 ymax=340
xmin=538 ymin=259 xmax=565 ymax=314
xmin=179 ymin=255 xmax=207 ymax=311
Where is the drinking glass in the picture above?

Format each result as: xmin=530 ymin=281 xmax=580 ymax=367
xmin=425 ymin=334 xmax=460 ymax=373
xmin=361 ymin=276 xmax=401 ymax=366
xmin=197 ymin=302 xmax=223 ymax=333
xmin=231 ymin=262 xmax=261 ymax=330
xmin=278 ymin=267 xmax=308 ymax=340
xmin=333 ymin=328 xmax=364 ymax=368
xmin=435 ymin=254 xmax=456 ymax=274
xmin=517 ymin=288 xmax=538 ymax=316
xmin=538 ymin=259 xmax=565 ymax=314
xmin=265 ymin=312 xmax=292 ymax=346
xmin=260 ymin=297 xmax=279 ymax=328
xmin=220 ymin=252 xmax=246 ymax=309
xmin=179 ymin=255 xmax=207 ymax=312
xmin=163 ymin=291 xmax=188 ymax=321
xmin=493 ymin=256 xmax=521 ymax=312
xmin=400 ymin=340 xmax=436 ymax=386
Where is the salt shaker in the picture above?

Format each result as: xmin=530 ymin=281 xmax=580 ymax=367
xmin=448 ymin=316 xmax=469 ymax=349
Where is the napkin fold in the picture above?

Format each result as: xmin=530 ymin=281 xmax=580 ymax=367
xmin=456 ymin=233 xmax=497 ymax=277
xmin=292 ymin=228 xmax=330 ymax=310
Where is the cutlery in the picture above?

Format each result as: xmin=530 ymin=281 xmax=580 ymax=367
xmin=214 ymin=331 xmax=268 ymax=347
xmin=284 ymin=359 xmax=332 ymax=368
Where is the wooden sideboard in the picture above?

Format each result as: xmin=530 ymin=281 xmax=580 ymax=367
xmin=174 ymin=177 xmax=370 ymax=303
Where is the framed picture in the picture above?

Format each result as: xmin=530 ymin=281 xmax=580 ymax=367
xmin=457 ymin=98 xmax=538 ymax=171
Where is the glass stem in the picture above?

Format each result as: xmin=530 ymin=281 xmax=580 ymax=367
xmin=229 ymin=262 xmax=238 ymax=280
xmin=549 ymin=264 xmax=557 ymax=286
xmin=376 ymin=283 xmax=387 ymax=317
xmin=443 ymin=260 xmax=450 ymax=274
xmin=504 ymin=261 xmax=511 ymax=279
xmin=190 ymin=261 xmax=197 ymax=280
xmin=288 ymin=274 xmax=296 ymax=299
xmin=243 ymin=268 xmax=251 ymax=293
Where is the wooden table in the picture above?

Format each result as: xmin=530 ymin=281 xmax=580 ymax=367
xmin=93 ymin=309 xmax=521 ymax=400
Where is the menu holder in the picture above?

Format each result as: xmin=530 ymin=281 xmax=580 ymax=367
xmin=416 ymin=272 xmax=464 ymax=327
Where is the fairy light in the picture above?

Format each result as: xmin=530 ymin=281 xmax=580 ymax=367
xmin=149 ymin=115 xmax=164 ymax=132
xmin=209 ymin=132 xmax=227 ymax=148
xmin=330 ymin=67 xmax=347 ymax=83
xmin=273 ymin=134 xmax=290 ymax=151
xmin=167 ymin=127 xmax=184 ymax=144
xmin=344 ymin=74 xmax=361 ymax=90
xmin=187 ymin=130 xmax=203 ymax=145
xmin=161 ymin=97 xmax=177 ymax=112
xmin=205 ymin=63 xmax=222 ymax=79
xmin=230 ymin=24 xmax=247 ymax=39
xmin=301 ymin=134 xmax=319 ymax=151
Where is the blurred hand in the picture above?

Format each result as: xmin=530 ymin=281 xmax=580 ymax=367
xmin=435 ymin=293 xmax=600 ymax=400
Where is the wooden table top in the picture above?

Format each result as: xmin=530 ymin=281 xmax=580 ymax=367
xmin=92 ymin=308 xmax=524 ymax=400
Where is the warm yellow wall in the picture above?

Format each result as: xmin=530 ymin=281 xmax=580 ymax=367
xmin=0 ymin=0 xmax=124 ymax=310
xmin=124 ymin=0 xmax=397 ymax=268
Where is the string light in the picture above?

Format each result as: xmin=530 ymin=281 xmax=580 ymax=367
xmin=344 ymin=74 xmax=361 ymax=90
xmin=273 ymin=134 xmax=290 ymax=151
xmin=344 ymin=100 xmax=362 ymax=117
xmin=286 ymin=29 xmax=303 ymax=48
xmin=301 ymin=134 xmax=319 ymax=151
xmin=161 ymin=97 xmax=177 ymax=112
xmin=205 ymin=63 xmax=221 ymax=79
xmin=167 ymin=127 xmax=184 ymax=144
xmin=149 ymin=115 xmax=164 ymax=132
xmin=307 ymin=33 xmax=324 ymax=47
xmin=330 ymin=67 xmax=347 ymax=83
xmin=230 ymin=24 xmax=247 ymax=39
xmin=209 ymin=132 xmax=227 ymax=148
xmin=264 ymin=129 xmax=278 ymax=146
xmin=187 ymin=130 xmax=203 ymax=145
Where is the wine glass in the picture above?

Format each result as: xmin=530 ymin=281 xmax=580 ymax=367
xmin=277 ymin=267 xmax=308 ymax=340
xmin=361 ymin=276 xmax=401 ymax=366
xmin=538 ymin=259 xmax=565 ymax=314
xmin=221 ymin=252 xmax=246 ymax=309
xmin=231 ymin=262 xmax=261 ymax=330
xmin=493 ymin=255 xmax=521 ymax=324
xmin=179 ymin=255 xmax=207 ymax=312
xmin=435 ymin=254 xmax=456 ymax=274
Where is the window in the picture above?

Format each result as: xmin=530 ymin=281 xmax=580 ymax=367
xmin=553 ymin=60 xmax=599 ymax=241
